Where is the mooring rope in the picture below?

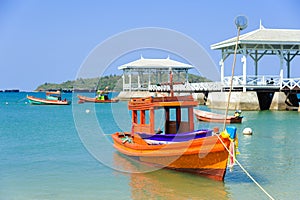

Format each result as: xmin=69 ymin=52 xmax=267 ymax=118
xmin=220 ymin=23 xmax=275 ymax=200
xmin=216 ymin=134 xmax=275 ymax=200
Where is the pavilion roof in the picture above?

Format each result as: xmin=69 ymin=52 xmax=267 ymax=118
xmin=118 ymin=56 xmax=194 ymax=70
xmin=211 ymin=25 xmax=300 ymax=50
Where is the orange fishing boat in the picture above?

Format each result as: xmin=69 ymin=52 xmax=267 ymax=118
xmin=77 ymin=95 xmax=119 ymax=103
xmin=194 ymin=109 xmax=242 ymax=124
xmin=111 ymin=92 xmax=238 ymax=181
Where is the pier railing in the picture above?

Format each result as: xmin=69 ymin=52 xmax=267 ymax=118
xmin=149 ymin=82 xmax=223 ymax=92
xmin=123 ymin=83 xmax=149 ymax=91
xmin=223 ymin=75 xmax=281 ymax=87
xmin=281 ymin=78 xmax=300 ymax=90
xmin=124 ymin=75 xmax=300 ymax=92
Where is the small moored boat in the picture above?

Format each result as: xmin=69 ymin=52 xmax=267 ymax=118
xmin=77 ymin=95 xmax=119 ymax=103
xmin=27 ymin=91 xmax=71 ymax=105
xmin=194 ymin=109 xmax=242 ymax=124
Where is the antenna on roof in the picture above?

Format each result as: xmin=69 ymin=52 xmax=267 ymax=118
xmin=259 ymin=19 xmax=265 ymax=29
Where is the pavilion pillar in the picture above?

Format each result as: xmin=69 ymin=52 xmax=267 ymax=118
xmin=284 ymin=51 xmax=299 ymax=80
xmin=140 ymin=72 xmax=144 ymax=90
xmin=279 ymin=51 xmax=284 ymax=82
xmin=155 ymin=70 xmax=158 ymax=84
xmin=255 ymin=50 xmax=258 ymax=76
xmin=148 ymin=69 xmax=151 ymax=89
xmin=122 ymin=73 xmax=125 ymax=91
xmin=137 ymin=72 xmax=140 ymax=91
xmin=287 ymin=53 xmax=290 ymax=78
xmin=159 ymin=71 xmax=162 ymax=83
xmin=219 ymin=59 xmax=224 ymax=84
xmin=185 ymin=69 xmax=189 ymax=83
xmin=177 ymin=71 xmax=180 ymax=82
xmin=129 ymin=70 xmax=132 ymax=92
xmin=241 ymin=54 xmax=247 ymax=92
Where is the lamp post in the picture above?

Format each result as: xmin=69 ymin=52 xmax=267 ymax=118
xmin=223 ymin=16 xmax=248 ymax=131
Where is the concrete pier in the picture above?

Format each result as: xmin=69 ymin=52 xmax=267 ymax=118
xmin=206 ymin=91 xmax=297 ymax=111
xmin=117 ymin=91 xmax=296 ymax=111
xmin=206 ymin=92 xmax=260 ymax=111
xmin=117 ymin=91 xmax=155 ymax=101
xmin=269 ymin=92 xmax=287 ymax=110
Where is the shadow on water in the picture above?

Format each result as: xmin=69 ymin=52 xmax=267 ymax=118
xmin=113 ymin=152 xmax=230 ymax=200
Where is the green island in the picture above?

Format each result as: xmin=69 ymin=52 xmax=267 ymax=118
xmin=35 ymin=74 xmax=211 ymax=92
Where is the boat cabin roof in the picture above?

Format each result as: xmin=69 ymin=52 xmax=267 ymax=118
xmin=46 ymin=91 xmax=61 ymax=96
xmin=128 ymin=95 xmax=198 ymax=111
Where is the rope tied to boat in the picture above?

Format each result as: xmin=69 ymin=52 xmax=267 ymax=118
xmin=220 ymin=129 xmax=239 ymax=171
xmin=218 ymin=132 xmax=275 ymax=200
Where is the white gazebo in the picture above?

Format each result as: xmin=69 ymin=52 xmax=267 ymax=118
xmin=118 ymin=56 xmax=194 ymax=91
xmin=211 ymin=23 xmax=300 ymax=92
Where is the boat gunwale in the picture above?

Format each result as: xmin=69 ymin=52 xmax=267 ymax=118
xmin=77 ymin=94 xmax=119 ymax=103
xmin=112 ymin=132 xmax=230 ymax=156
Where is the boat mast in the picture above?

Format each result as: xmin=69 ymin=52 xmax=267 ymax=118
xmin=222 ymin=16 xmax=248 ymax=131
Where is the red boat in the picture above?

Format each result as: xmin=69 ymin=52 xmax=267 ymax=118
xmin=194 ymin=109 xmax=242 ymax=124
xmin=77 ymin=95 xmax=119 ymax=103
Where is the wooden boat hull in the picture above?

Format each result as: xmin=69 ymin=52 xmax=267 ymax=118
xmin=139 ymin=151 xmax=228 ymax=181
xmin=112 ymin=132 xmax=230 ymax=181
xmin=77 ymin=95 xmax=119 ymax=103
xmin=194 ymin=109 xmax=242 ymax=124
xmin=27 ymin=95 xmax=71 ymax=105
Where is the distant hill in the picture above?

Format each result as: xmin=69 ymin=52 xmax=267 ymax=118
xmin=35 ymin=75 xmax=123 ymax=92
xmin=35 ymin=74 xmax=211 ymax=92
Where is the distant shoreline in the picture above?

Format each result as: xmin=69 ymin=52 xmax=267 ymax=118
xmin=0 ymin=89 xmax=20 ymax=93
xmin=0 ymin=89 xmax=119 ymax=93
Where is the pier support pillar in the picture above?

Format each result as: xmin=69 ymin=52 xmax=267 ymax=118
xmin=269 ymin=92 xmax=287 ymax=110
xmin=206 ymin=92 xmax=260 ymax=111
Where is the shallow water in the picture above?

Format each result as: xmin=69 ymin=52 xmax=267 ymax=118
xmin=1 ymin=92 xmax=299 ymax=199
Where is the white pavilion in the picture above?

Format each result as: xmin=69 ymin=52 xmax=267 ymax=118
xmin=118 ymin=56 xmax=194 ymax=92
xmin=211 ymin=23 xmax=300 ymax=92
xmin=209 ymin=23 xmax=300 ymax=110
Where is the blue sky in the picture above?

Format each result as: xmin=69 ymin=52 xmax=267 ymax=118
xmin=1 ymin=0 xmax=300 ymax=90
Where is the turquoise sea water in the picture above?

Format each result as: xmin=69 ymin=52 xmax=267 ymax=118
xmin=1 ymin=92 xmax=300 ymax=200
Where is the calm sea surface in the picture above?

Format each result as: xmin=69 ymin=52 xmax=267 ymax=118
xmin=1 ymin=92 xmax=299 ymax=200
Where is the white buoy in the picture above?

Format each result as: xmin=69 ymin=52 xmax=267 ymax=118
xmin=243 ymin=127 xmax=253 ymax=135
xmin=5 ymin=102 xmax=8 ymax=105
xmin=85 ymin=109 xmax=90 ymax=114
